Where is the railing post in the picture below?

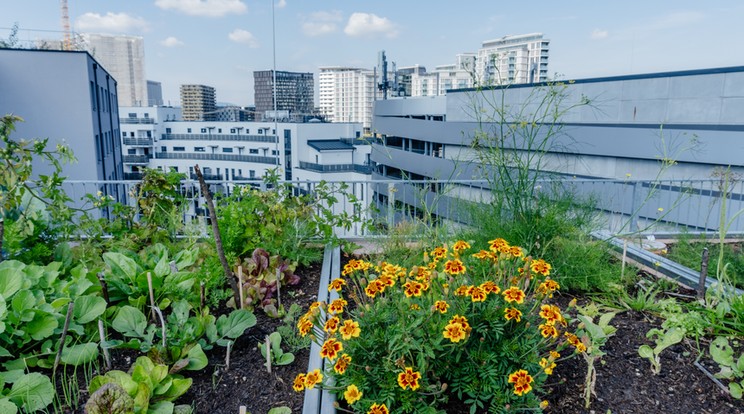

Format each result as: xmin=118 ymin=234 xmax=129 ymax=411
xmin=629 ymin=181 xmax=639 ymax=233
xmin=387 ymin=182 xmax=395 ymax=230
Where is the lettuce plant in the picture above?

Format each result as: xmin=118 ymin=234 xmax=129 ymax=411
xmin=233 ymin=248 xmax=299 ymax=314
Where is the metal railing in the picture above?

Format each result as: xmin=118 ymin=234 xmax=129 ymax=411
xmin=123 ymin=138 xmax=153 ymax=146
xmin=160 ymin=133 xmax=277 ymax=143
xmin=298 ymin=161 xmax=372 ymax=174
xmin=122 ymin=154 xmax=153 ymax=164
xmin=60 ymin=177 xmax=744 ymax=238
xmin=155 ymin=152 xmax=278 ymax=165
xmin=121 ymin=118 xmax=155 ymax=124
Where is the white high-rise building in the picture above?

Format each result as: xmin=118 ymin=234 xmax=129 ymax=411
xmin=411 ymin=53 xmax=477 ymax=97
xmin=476 ymin=33 xmax=549 ymax=85
xmin=81 ymin=33 xmax=148 ymax=107
xmin=318 ymin=67 xmax=378 ymax=130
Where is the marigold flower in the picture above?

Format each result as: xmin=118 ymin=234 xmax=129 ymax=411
xmin=378 ymin=273 xmax=396 ymax=288
xmin=431 ymin=246 xmax=447 ymax=259
xmin=509 ymin=246 xmax=524 ymax=258
xmin=334 ymin=354 xmax=352 ymax=375
xmin=470 ymin=286 xmax=487 ymax=302
xmin=293 ymin=373 xmax=306 ymax=392
xmin=339 ymin=319 xmax=361 ymax=340
xmin=442 ymin=322 xmax=467 ymax=343
xmin=328 ymin=278 xmax=346 ymax=292
xmin=540 ymin=400 xmax=549 ymax=409
xmin=472 ymin=249 xmax=497 ymax=261
xmin=403 ymin=281 xmax=424 ymax=297
xmin=367 ymin=403 xmax=389 ymax=414
xmin=539 ymin=304 xmax=564 ymax=326
xmin=550 ymin=350 xmax=561 ymax=360
xmin=304 ymin=369 xmax=323 ymax=388
xmin=452 ymin=240 xmax=471 ymax=253
xmin=539 ymin=323 xmax=559 ymax=339
xmin=537 ymin=279 xmax=560 ymax=297
xmin=410 ymin=266 xmax=432 ymax=280
xmin=364 ymin=280 xmax=385 ymax=298
xmin=540 ymin=358 xmax=557 ymax=375
xmin=504 ymin=307 xmax=522 ymax=322
xmin=309 ymin=301 xmax=324 ymax=311
xmin=502 ymin=286 xmax=526 ymax=304
xmin=433 ymin=300 xmax=449 ymax=313
xmin=530 ymin=259 xmax=552 ymax=276
xmin=397 ymin=367 xmax=422 ymax=390
xmin=324 ymin=316 xmax=340 ymax=334
xmin=297 ymin=316 xmax=313 ymax=337
xmin=454 ymin=285 xmax=470 ymax=296
xmin=320 ymin=338 xmax=343 ymax=361
xmin=488 ymin=238 xmax=509 ymax=253
xmin=507 ymin=369 xmax=533 ymax=396
xmin=328 ymin=298 xmax=347 ymax=314
xmin=449 ymin=314 xmax=469 ymax=328
xmin=344 ymin=384 xmax=363 ymax=405
xmin=479 ymin=281 xmax=501 ymax=294
xmin=443 ymin=259 xmax=466 ymax=275
xmin=575 ymin=342 xmax=587 ymax=353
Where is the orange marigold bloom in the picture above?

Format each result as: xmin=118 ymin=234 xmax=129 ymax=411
xmin=449 ymin=314 xmax=470 ymax=327
xmin=433 ymin=300 xmax=449 ymax=314
xmin=504 ymin=307 xmax=523 ymax=322
xmin=397 ymin=367 xmax=422 ymax=390
xmin=378 ymin=273 xmax=396 ymax=288
xmin=443 ymin=322 xmax=467 ymax=343
xmin=539 ymin=304 xmax=564 ymax=326
xmin=540 ymin=358 xmax=557 ymax=375
xmin=550 ymin=350 xmax=561 ymax=360
xmin=431 ymin=246 xmax=447 ymax=260
xmin=328 ymin=298 xmax=348 ymax=314
xmin=293 ymin=373 xmax=306 ymax=391
xmin=509 ymin=246 xmax=524 ymax=258
xmin=507 ymin=369 xmax=533 ymax=396
xmin=488 ymin=238 xmax=510 ymax=253
xmin=472 ymin=249 xmax=496 ymax=261
xmin=575 ymin=342 xmax=587 ymax=353
xmin=334 ymin=354 xmax=352 ymax=375
xmin=480 ymin=281 xmax=501 ymax=294
xmin=454 ymin=285 xmax=470 ymax=296
xmin=470 ymin=286 xmax=488 ymax=302
xmin=364 ymin=280 xmax=385 ymax=298
xmin=443 ymin=259 xmax=466 ymax=275
xmin=344 ymin=384 xmax=363 ymax=405
xmin=452 ymin=240 xmax=471 ymax=253
xmin=539 ymin=323 xmax=559 ymax=339
xmin=530 ymin=259 xmax=552 ymax=276
xmin=503 ymin=286 xmax=526 ymax=304
xmin=319 ymin=338 xmax=343 ymax=361
xmin=304 ymin=369 xmax=323 ymax=388
xmin=367 ymin=403 xmax=389 ymax=414
xmin=297 ymin=316 xmax=313 ymax=337
xmin=324 ymin=316 xmax=340 ymax=333
xmin=410 ymin=266 xmax=432 ymax=280
xmin=403 ymin=281 xmax=424 ymax=297
xmin=537 ymin=279 xmax=560 ymax=297
xmin=328 ymin=278 xmax=346 ymax=292
xmin=339 ymin=319 xmax=361 ymax=340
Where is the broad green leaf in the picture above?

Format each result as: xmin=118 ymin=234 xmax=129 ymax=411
xmin=0 ymin=369 xmax=24 ymax=386
xmin=103 ymin=252 xmax=140 ymax=283
xmin=711 ymin=337 xmax=735 ymax=367
xmin=268 ymin=408 xmax=292 ymax=414
xmin=87 ymin=375 xmax=115 ymax=395
xmin=659 ymin=327 xmax=685 ymax=349
xmin=106 ymin=371 xmax=139 ymax=396
xmin=275 ymin=353 xmax=294 ymax=365
xmin=133 ymin=382 xmax=152 ymax=413
xmin=173 ymin=404 xmax=193 ymax=414
xmin=0 ymin=398 xmax=17 ymax=414
xmin=74 ymin=295 xmax=107 ymax=324
xmin=11 ymin=290 xmax=35 ymax=314
xmin=173 ymin=249 xmax=196 ymax=270
xmin=0 ymin=345 xmax=12 ymax=358
xmin=27 ymin=311 xmax=58 ymax=341
xmin=730 ymin=382 xmax=742 ymax=399
xmin=638 ymin=345 xmax=654 ymax=359
xmin=112 ymin=306 xmax=148 ymax=338
xmin=154 ymin=256 xmax=170 ymax=278
xmin=269 ymin=332 xmax=282 ymax=353
xmin=185 ymin=344 xmax=207 ymax=371
xmin=61 ymin=342 xmax=99 ymax=366
xmin=216 ymin=309 xmax=257 ymax=340
xmin=158 ymin=377 xmax=191 ymax=401
xmin=148 ymin=401 xmax=174 ymax=414
xmin=0 ymin=261 xmax=25 ymax=299
xmin=7 ymin=372 xmax=54 ymax=412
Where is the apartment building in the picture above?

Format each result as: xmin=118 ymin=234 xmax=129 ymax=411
xmin=180 ymin=84 xmax=216 ymax=121
xmin=318 ymin=67 xmax=378 ymax=129
xmin=476 ymin=33 xmax=549 ymax=85
xmin=254 ymin=70 xmax=314 ymax=121
xmin=81 ymin=33 xmax=148 ymax=107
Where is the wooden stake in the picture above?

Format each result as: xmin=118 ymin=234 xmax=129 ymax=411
xmin=621 ymin=240 xmax=628 ymax=279
xmin=98 ymin=319 xmax=111 ymax=371
xmin=152 ymin=305 xmax=167 ymax=348
xmin=97 ymin=272 xmax=110 ymax=303
xmin=237 ymin=265 xmax=244 ymax=310
xmin=226 ymin=340 xmax=233 ymax=370
xmin=698 ymin=247 xmax=710 ymax=300
xmin=239 ymin=406 xmax=246 ymax=414
xmin=147 ymin=272 xmax=156 ymax=322
xmin=275 ymin=267 xmax=282 ymax=311
xmin=265 ymin=335 xmax=271 ymax=374
xmin=54 ymin=302 xmax=75 ymax=373
xmin=194 ymin=164 xmax=241 ymax=306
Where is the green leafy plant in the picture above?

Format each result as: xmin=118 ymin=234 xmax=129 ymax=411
xmin=258 ymin=332 xmax=295 ymax=366
xmin=638 ymin=327 xmax=685 ymax=374
xmin=0 ymin=372 xmax=55 ymax=413
xmin=294 ymin=238 xmax=584 ymax=413
xmin=709 ymin=336 xmax=744 ymax=399
xmin=84 ymin=383 xmax=135 ymax=414
xmin=87 ymin=356 xmax=193 ymax=414
xmin=276 ymin=303 xmax=311 ymax=353
xmin=575 ymin=310 xmax=617 ymax=408
xmin=233 ymin=248 xmax=299 ymax=316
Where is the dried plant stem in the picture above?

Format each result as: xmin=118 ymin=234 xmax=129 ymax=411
xmin=98 ymin=319 xmax=111 ymax=370
xmin=97 ymin=272 xmax=109 ymax=303
xmin=226 ymin=340 xmax=233 ymax=370
xmin=265 ymin=335 xmax=272 ymax=374
xmin=54 ymin=302 xmax=75 ymax=373
xmin=275 ymin=267 xmax=282 ymax=311
xmin=237 ymin=265 xmax=244 ymax=310
xmin=152 ymin=305 xmax=167 ymax=348
xmin=147 ymin=272 xmax=156 ymax=322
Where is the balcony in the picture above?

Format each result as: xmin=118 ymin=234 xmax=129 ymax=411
xmin=299 ymin=161 xmax=371 ymax=174
xmin=120 ymin=118 xmax=155 ymax=124
xmin=123 ymin=154 xmax=153 ymax=164
xmin=156 ymin=152 xmax=278 ymax=165
xmin=123 ymin=172 xmax=143 ymax=180
xmin=190 ymin=173 xmax=223 ymax=181
xmin=160 ymin=133 xmax=277 ymax=143
xmin=123 ymin=138 xmax=153 ymax=146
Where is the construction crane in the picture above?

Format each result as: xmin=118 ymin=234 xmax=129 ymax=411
xmin=60 ymin=0 xmax=71 ymax=50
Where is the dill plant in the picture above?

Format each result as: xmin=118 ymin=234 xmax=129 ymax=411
xmin=294 ymin=239 xmax=586 ymax=413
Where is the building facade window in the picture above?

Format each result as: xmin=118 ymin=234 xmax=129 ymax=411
xmin=173 ymin=146 xmax=185 ymax=152
xmin=194 ymin=147 xmax=205 ymax=152
xmin=222 ymin=148 xmax=233 ymax=153
xmin=249 ymin=149 xmax=258 ymax=154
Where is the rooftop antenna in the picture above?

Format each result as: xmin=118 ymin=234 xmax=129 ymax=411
xmin=272 ymin=0 xmax=279 ymax=170
xmin=60 ymin=0 xmax=72 ymax=50
xmin=378 ymin=50 xmax=388 ymax=100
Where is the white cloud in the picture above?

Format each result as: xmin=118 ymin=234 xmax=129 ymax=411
xmin=302 ymin=10 xmax=343 ymax=37
xmin=591 ymin=29 xmax=609 ymax=40
xmin=344 ymin=12 xmax=398 ymax=38
xmin=154 ymin=0 xmax=247 ymax=17
xmin=228 ymin=29 xmax=259 ymax=48
xmin=160 ymin=36 xmax=184 ymax=47
xmin=276 ymin=0 xmax=287 ymax=8
xmin=76 ymin=12 xmax=149 ymax=33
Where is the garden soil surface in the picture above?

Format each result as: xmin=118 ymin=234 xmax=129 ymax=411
xmin=93 ymin=264 xmax=742 ymax=414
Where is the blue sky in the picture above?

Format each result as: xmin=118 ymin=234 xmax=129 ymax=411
xmin=3 ymin=0 xmax=744 ymax=106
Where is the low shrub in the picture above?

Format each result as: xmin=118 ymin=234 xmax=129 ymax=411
xmin=294 ymin=238 xmax=586 ymax=413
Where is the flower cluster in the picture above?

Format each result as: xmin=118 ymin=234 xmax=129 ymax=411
xmin=294 ymin=239 xmax=584 ymax=413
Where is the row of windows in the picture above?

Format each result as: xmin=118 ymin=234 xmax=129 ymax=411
xmin=163 ymin=146 xmax=278 ymax=155
xmin=164 ymin=127 xmax=277 ymax=135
